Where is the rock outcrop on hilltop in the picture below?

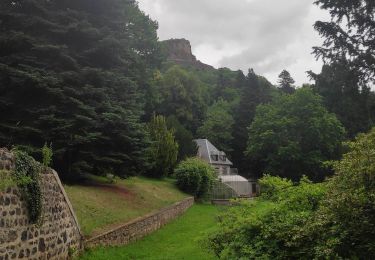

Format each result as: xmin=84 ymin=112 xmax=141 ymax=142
xmin=162 ymin=38 xmax=214 ymax=70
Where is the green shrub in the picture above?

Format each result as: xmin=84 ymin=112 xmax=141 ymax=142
xmin=259 ymin=174 xmax=293 ymax=201
xmin=174 ymin=158 xmax=216 ymax=199
xmin=105 ymin=173 xmax=116 ymax=184
xmin=205 ymin=127 xmax=375 ymax=259
xmin=299 ymin=128 xmax=375 ymax=259
xmin=41 ymin=142 xmax=53 ymax=167
xmin=205 ymin=177 xmax=327 ymax=259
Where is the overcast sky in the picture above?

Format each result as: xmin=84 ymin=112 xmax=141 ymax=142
xmin=137 ymin=0 xmax=331 ymax=86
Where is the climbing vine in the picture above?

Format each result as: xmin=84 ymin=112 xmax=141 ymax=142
xmin=13 ymin=150 xmax=43 ymax=224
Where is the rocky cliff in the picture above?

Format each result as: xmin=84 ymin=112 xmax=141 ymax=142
xmin=162 ymin=39 xmax=214 ymax=70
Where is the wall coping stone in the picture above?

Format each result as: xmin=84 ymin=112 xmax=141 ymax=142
xmin=85 ymin=196 xmax=194 ymax=248
xmin=51 ymin=169 xmax=83 ymax=238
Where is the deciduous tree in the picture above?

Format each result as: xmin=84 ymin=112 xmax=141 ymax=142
xmin=246 ymin=88 xmax=345 ymax=181
xmin=232 ymin=69 xmax=272 ymax=175
xmin=156 ymin=66 xmax=207 ymax=133
xmin=198 ymin=99 xmax=234 ymax=153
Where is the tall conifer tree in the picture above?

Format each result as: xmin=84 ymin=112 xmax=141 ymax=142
xmin=278 ymin=70 xmax=295 ymax=94
xmin=0 ymin=0 xmax=162 ymax=179
xmin=231 ymin=69 xmax=271 ymax=175
xmin=313 ymin=0 xmax=375 ymax=84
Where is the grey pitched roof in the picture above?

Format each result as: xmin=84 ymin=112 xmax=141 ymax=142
xmin=194 ymin=139 xmax=233 ymax=166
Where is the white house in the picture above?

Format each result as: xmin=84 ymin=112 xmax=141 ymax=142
xmin=194 ymin=139 xmax=255 ymax=197
xmin=194 ymin=139 xmax=233 ymax=175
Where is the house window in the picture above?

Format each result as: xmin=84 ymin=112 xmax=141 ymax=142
xmin=220 ymin=155 xmax=227 ymax=161
xmin=210 ymin=155 xmax=218 ymax=161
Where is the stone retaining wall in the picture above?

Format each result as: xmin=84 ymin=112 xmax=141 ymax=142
xmin=0 ymin=148 xmax=82 ymax=260
xmin=85 ymin=197 xmax=194 ymax=248
xmin=0 ymin=147 xmax=195 ymax=258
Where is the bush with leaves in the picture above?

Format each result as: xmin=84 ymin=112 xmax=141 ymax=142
xmin=205 ymin=176 xmax=327 ymax=259
xmin=206 ymin=128 xmax=375 ymax=259
xmin=258 ymin=174 xmax=293 ymax=201
xmin=174 ymin=158 xmax=216 ymax=199
xmin=299 ymin=128 xmax=375 ymax=259
xmin=41 ymin=143 xmax=53 ymax=167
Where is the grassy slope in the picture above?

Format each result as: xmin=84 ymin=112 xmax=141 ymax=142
xmin=80 ymin=204 xmax=220 ymax=260
xmin=64 ymin=176 xmax=189 ymax=236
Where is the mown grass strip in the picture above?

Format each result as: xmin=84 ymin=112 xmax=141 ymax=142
xmin=80 ymin=204 xmax=220 ymax=260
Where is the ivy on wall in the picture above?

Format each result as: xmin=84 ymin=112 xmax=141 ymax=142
xmin=13 ymin=150 xmax=43 ymax=224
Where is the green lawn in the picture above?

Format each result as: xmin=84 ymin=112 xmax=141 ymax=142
xmin=64 ymin=176 xmax=189 ymax=236
xmin=80 ymin=204 xmax=220 ymax=260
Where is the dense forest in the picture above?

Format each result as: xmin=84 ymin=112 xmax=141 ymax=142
xmin=1 ymin=0 xmax=375 ymax=183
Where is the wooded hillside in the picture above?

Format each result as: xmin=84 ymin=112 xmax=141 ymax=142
xmin=1 ymin=0 xmax=375 ymax=182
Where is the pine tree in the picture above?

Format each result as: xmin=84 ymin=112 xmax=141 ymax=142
xmin=311 ymin=0 xmax=375 ymax=137
xmin=166 ymin=116 xmax=196 ymax=161
xmin=277 ymin=70 xmax=295 ymax=94
xmin=309 ymin=61 xmax=373 ymax=137
xmin=313 ymin=0 xmax=375 ymax=84
xmin=146 ymin=115 xmax=179 ymax=178
xmin=0 ymin=0 xmax=162 ymax=179
xmin=231 ymin=69 xmax=272 ymax=175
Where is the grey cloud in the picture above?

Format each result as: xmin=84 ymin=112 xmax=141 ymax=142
xmin=138 ymin=0 xmax=326 ymax=85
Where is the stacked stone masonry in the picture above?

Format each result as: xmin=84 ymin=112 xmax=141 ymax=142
xmin=85 ymin=197 xmax=194 ymax=248
xmin=0 ymin=147 xmax=195 ymax=258
xmin=0 ymin=148 xmax=82 ymax=260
